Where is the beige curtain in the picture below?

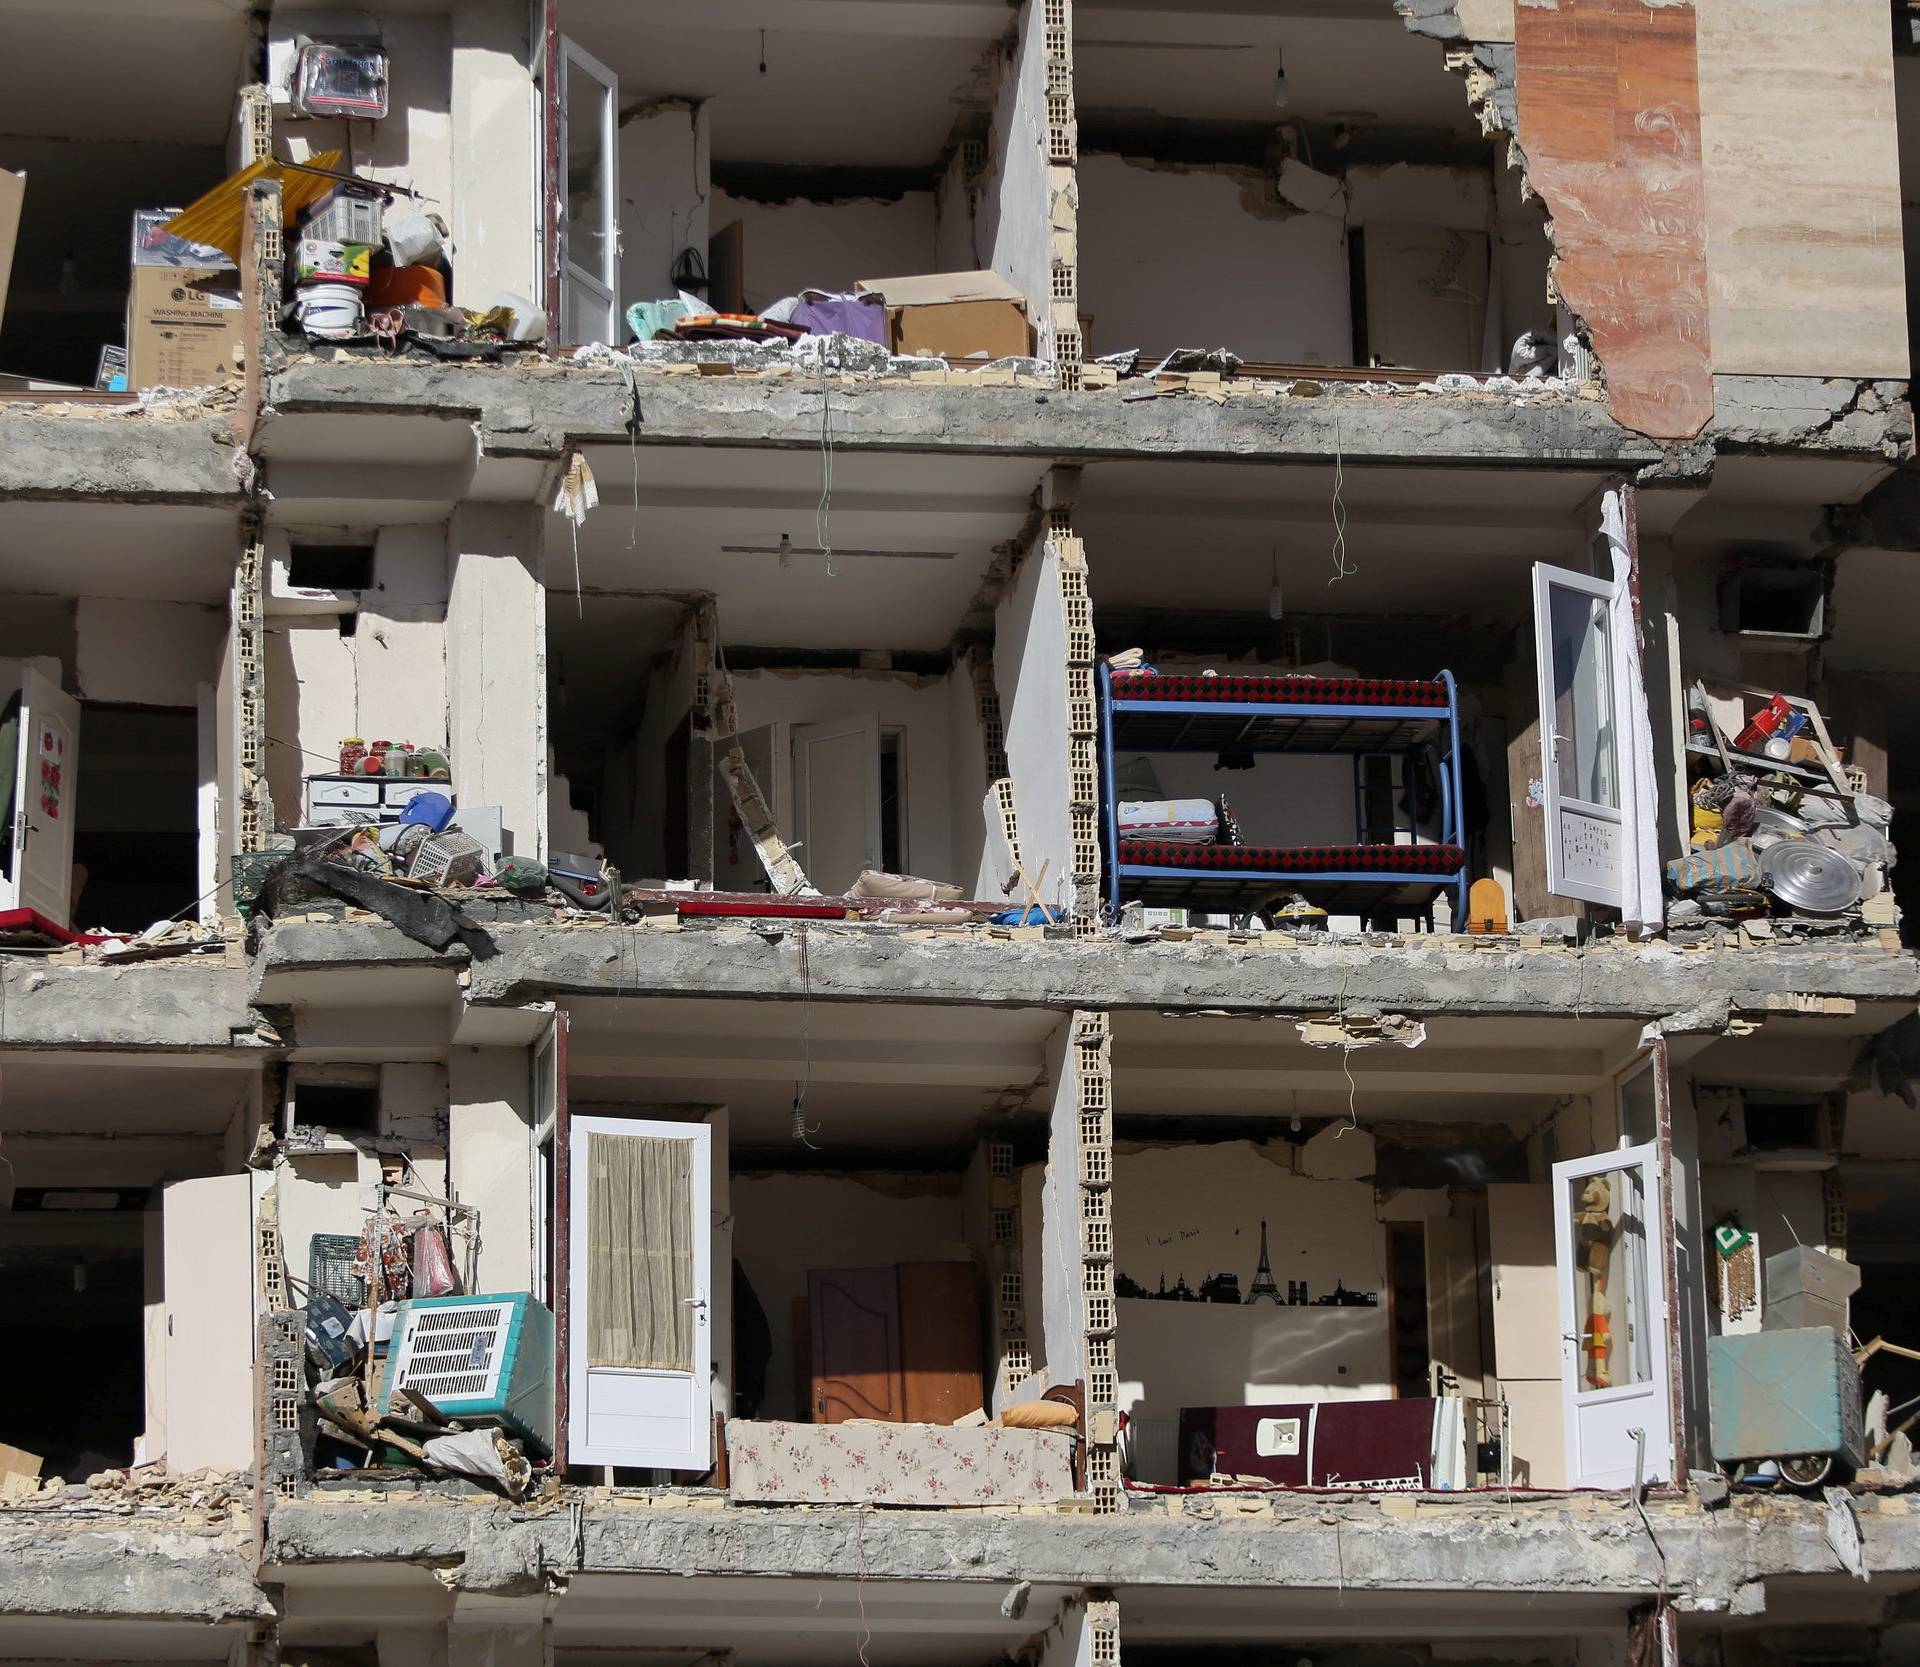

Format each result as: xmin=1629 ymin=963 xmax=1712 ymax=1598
xmin=586 ymin=1132 xmax=694 ymax=1370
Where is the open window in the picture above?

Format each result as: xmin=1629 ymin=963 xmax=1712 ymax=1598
xmin=560 ymin=37 xmax=621 ymax=346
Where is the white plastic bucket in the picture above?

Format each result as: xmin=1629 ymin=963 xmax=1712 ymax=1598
xmin=296 ymin=281 xmax=364 ymax=339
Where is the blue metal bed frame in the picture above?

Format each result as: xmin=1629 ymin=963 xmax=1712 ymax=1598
xmin=1098 ymin=662 xmax=1470 ymax=927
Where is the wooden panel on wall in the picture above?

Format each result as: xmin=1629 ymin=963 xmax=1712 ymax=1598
xmin=898 ymin=1262 xmax=986 ymax=1424
xmin=1513 ymin=0 xmax=1714 ymax=440
xmin=1695 ymin=0 xmax=1908 ymax=381
xmin=809 ymin=1266 xmax=902 ymax=1423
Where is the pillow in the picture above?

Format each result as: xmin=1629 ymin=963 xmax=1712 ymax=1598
xmin=999 ymin=1399 xmax=1079 ymax=1430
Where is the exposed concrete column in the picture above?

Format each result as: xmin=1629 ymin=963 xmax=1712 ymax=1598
xmin=447 ymin=503 xmax=547 ymax=863
xmin=450 ymin=0 xmax=540 ymax=307
xmin=450 ymin=1043 xmax=536 ymax=1294
xmin=447 ymin=1595 xmax=550 ymax=1667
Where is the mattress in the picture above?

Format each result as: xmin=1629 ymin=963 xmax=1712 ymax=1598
xmin=1118 ymin=841 xmax=1465 ymax=875
xmin=1110 ymin=673 xmax=1450 ymax=709
xmin=1117 ymin=798 xmax=1218 ymax=844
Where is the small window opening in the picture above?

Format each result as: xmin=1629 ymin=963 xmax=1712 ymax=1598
xmin=287 ymin=543 xmax=375 ymax=593
xmin=1719 ymin=562 xmax=1827 ymax=640
xmin=1742 ymin=1097 xmax=1827 ymax=1153
xmin=289 ymin=1078 xmax=380 ymax=1135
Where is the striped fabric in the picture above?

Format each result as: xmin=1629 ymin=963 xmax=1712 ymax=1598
xmin=1119 ymin=841 xmax=1466 ymax=875
xmin=1110 ymin=673 xmax=1449 ymax=708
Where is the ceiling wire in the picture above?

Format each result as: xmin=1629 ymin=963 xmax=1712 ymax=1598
xmin=1327 ymin=400 xmax=1354 ymax=586
xmin=816 ymin=373 xmax=837 ymax=577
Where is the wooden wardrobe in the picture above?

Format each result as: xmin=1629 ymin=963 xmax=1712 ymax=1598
xmin=806 ymin=1262 xmax=983 ymax=1425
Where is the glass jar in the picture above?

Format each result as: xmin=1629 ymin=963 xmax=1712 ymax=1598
xmin=364 ymin=739 xmax=392 ymax=775
xmin=385 ymin=741 xmax=414 ymax=777
xmin=338 ymin=737 xmax=367 ymax=775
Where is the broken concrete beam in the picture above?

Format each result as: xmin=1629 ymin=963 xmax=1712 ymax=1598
xmin=261 ymin=1487 xmax=1920 ymax=1604
xmin=0 ymin=409 xmax=246 ymax=501
xmin=254 ymin=919 xmax=1920 ymax=1020
xmin=0 ymin=960 xmax=260 ymax=1050
xmin=261 ymin=358 xmax=1670 ymax=473
xmin=0 ymin=1520 xmax=270 ymax=1621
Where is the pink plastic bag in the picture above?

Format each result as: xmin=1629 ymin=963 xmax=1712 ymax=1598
xmin=409 ymin=1216 xmax=458 ymax=1297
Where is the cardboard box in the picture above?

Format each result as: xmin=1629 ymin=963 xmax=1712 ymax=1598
xmin=856 ymin=270 xmax=1031 ymax=362
xmin=128 ymin=267 xmax=244 ymax=391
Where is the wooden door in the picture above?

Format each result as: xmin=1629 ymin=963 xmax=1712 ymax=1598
xmin=898 ymin=1262 xmax=984 ymax=1424
xmin=808 ymin=1266 xmax=902 ymax=1423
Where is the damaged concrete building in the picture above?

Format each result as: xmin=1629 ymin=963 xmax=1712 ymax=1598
xmin=8 ymin=0 xmax=1920 ymax=1663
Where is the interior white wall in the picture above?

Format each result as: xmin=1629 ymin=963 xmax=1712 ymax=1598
xmin=1075 ymin=154 xmax=1534 ymax=368
xmin=619 ymin=101 xmax=711 ymax=313
xmin=1113 ymin=1139 xmax=1393 ymax=1481
xmin=981 ymin=0 xmax=1052 ymax=343
xmin=0 ymin=597 xmax=76 ymax=687
xmin=708 ymin=187 xmax=938 ymax=313
xmin=268 ymin=526 xmax=449 ymax=830
xmin=74 ymin=599 xmax=224 ymax=710
xmin=729 ymin=667 xmax=961 ymax=885
xmin=450 ymin=0 xmax=540 ymax=307
xmin=447 ymin=504 xmax=545 ymax=860
xmin=994 ymin=544 xmax=1073 ymax=915
xmin=730 ymin=1169 xmax=969 ymax=1422
xmin=1076 ymin=155 xmax=1350 ymax=363
xmin=946 ymin=661 xmax=991 ymax=898
xmin=449 ymin=1045 xmax=535 ymax=1295
xmin=1038 ymin=1017 xmax=1085 ymax=1392
xmin=281 ymin=14 xmax=454 ymax=262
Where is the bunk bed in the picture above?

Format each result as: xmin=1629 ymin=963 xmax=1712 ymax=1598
xmin=1098 ymin=664 xmax=1470 ymax=926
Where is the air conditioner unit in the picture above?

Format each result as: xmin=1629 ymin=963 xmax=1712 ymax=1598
xmin=379 ymin=1293 xmax=555 ymax=1456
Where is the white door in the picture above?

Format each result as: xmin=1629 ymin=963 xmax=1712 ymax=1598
xmin=559 ymin=36 xmax=620 ymax=346
xmin=162 ymin=1174 xmax=257 ymax=1474
xmin=568 ymin=1114 xmax=713 ymax=1471
xmin=1 ymin=664 xmax=80 ymax=927
xmin=1532 ymin=562 xmax=1625 ymax=907
xmin=1553 ymin=1143 xmax=1672 ymax=1488
xmin=791 ymin=715 xmax=881 ymax=895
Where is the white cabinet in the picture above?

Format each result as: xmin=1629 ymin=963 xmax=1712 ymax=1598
xmin=305 ymin=773 xmax=450 ymax=826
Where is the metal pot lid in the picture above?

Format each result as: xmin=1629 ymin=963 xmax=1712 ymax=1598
xmin=1760 ymin=838 xmax=1862 ymax=914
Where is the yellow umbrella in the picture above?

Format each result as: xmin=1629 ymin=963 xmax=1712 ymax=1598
xmin=163 ymin=151 xmax=347 ymax=264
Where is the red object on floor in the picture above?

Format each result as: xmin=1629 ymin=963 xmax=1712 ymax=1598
xmin=0 ymin=909 xmax=118 ymax=946
xmin=673 ymin=898 xmax=851 ymax=920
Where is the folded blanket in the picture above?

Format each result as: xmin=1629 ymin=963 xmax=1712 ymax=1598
xmin=1119 ymin=798 xmax=1218 ymax=844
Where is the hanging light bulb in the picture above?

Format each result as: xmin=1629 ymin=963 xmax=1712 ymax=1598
xmin=1273 ymin=49 xmax=1289 ymax=109
xmin=1268 ymin=549 xmax=1285 ymax=621
xmin=777 ymin=531 xmax=793 ymax=572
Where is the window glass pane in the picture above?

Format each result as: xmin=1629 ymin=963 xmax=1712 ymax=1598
xmin=1547 ymin=586 xmax=1618 ymax=809
xmin=1568 ymin=1165 xmax=1651 ymax=1391
xmin=1619 ymin=1066 xmax=1658 ymax=1146
xmin=564 ymin=62 xmax=610 ymax=275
